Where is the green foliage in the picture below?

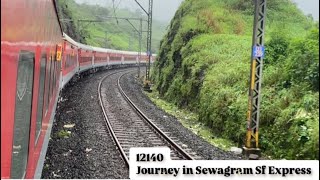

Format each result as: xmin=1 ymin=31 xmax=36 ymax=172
xmin=261 ymin=92 xmax=319 ymax=159
xmin=264 ymin=31 xmax=290 ymax=66
xmin=284 ymin=32 xmax=319 ymax=91
xmin=151 ymin=0 xmax=319 ymax=159
xmin=57 ymin=130 xmax=71 ymax=139
xmin=56 ymin=0 xmax=166 ymax=52
xmin=146 ymin=88 xmax=237 ymax=151
xmin=56 ymin=0 xmax=84 ymax=42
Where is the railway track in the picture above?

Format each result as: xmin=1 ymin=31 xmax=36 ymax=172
xmin=98 ymin=70 xmax=194 ymax=167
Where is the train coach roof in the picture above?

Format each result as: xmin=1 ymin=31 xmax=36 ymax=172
xmin=77 ymin=42 xmax=94 ymax=51
xmin=63 ymin=32 xmax=157 ymax=56
xmin=92 ymin=46 xmax=110 ymax=53
xmin=63 ymin=33 xmax=78 ymax=46
xmin=92 ymin=46 xmax=139 ymax=55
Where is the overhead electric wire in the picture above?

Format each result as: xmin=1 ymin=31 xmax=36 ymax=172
xmin=116 ymin=0 xmax=122 ymax=10
xmin=112 ymin=0 xmax=123 ymax=24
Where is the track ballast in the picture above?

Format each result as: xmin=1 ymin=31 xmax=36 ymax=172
xmin=98 ymin=70 xmax=196 ymax=167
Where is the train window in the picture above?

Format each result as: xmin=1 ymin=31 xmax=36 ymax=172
xmin=65 ymin=55 xmax=68 ymax=68
xmin=67 ymin=55 xmax=71 ymax=68
xmin=11 ymin=51 xmax=35 ymax=179
xmin=48 ymin=55 xmax=54 ymax=100
xmin=35 ymin=54 xmax=47 ymax=143
xmin=70 ymin=55 xmax=73 ymax=67
xmin=57 ymin=60 xmax=60 ymax=86
xmin=45 ymin=56 xmax=51 ymax=114
xmin=64 ymin=55 xmax=68 ymax=68
xmin=51 ymin=54 xmax=56 ymax=97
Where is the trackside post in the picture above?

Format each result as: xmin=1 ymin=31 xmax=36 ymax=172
xmin=243 ymin=0 xmax=267 ymax=159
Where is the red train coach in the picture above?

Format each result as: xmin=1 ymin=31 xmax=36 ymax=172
xmin=1 ymin=0 xmax=157 ymax=179
xmin=62 ymin=33 xmax=79 ymax=87
xmin=78 ymin=43 xmax=94 ymax=72
xmin=92 ymin=47 xmax=109 ymax=67
xmin=123 ymin=53 xmax=138 ymax=65
xmin=109 ymin=50 xmax=123 ymax=65
xmin=1 ymin=0 xmax=63 ymax=178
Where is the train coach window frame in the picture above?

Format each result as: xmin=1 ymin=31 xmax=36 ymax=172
xmin=64 ymin=54 xmax=68 ymax=69
xmin=51 ymin=53 xmax=57 ymax=98
xmin=66 ymin=54 xmax=71 ymax=69
xmin=48 ymin=54 xmax=54 ymax=102
xmin=11 ymin=51 xmax=35 ymax=179
xmin=44 ymin=55 xmax=51 ymax=115
xmin=35 ymin=54 xmax=47 ymax=144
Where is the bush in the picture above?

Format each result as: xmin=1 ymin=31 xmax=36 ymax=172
xmin=264 ymin=31 xmax=290 ymax=66
xmin=151 ymin=0 xmax=319 ymax=160
xmin=284 ymin=33 xmax=319 ymax=91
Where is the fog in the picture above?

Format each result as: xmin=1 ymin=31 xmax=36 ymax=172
xmin=292 ymin=0 xmax=319 ymax=20
xmin=74 ymin=0 xmax=319 ymax=22
xmin=74 ymin=0 xmax=184 ymax=22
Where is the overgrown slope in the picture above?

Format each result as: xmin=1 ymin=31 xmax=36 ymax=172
xmin=56 ymin=0 xmax=166 ymax=53
xmin=56 ymin=0 xmax=84 ymax=42
xmin=151 ymin=0 xmax=319 ymax=159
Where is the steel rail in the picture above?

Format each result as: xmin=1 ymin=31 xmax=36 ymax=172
xmin=98 ymin=70 xmax=130 ymax=168
xmin=117 ymin=71 xmax=194 ymax=160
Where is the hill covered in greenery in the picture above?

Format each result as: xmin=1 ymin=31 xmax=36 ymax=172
xmin=151 ymin=0 xmax=319 ymax=159
xmin=56 ymin=0 xmax=167 ymax=53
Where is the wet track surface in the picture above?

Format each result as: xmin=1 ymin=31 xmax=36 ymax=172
xmin=42 ymin=69 xmax=129 ymax=179
xmin=120 ymin=71 xmax=243 ymax=161
xmin=42 ymin=68 xmax=242 ymax=179
xmin=99 ymin=70 xmax=195 ymax=164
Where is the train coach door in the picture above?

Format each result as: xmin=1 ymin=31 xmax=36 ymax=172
xmin=11 ymin=51 xmax=35 ymax=179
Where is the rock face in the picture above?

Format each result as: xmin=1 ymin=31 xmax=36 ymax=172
xmin=56 ymin=0 xmax=84 ymax=43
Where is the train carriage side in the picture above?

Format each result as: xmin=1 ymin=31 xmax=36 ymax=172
xmin=92 ymin=46 xmax=109 ymax=68
xmin=141 ymin=52 xmax=148 ymax=65
xmin=151 ymin=54 xmax=157 ymax=63
xmin=123 ymin=51 xmax=139 ymax=65
xmin=78 ymin=43 xmax=94 ymax=73
xmin=1 ymin=0 xmax=63 ymax=178
xmin=108 ymin=49 xmax=123 ymax=66
xmin=1 ymin=0 xmax=158 ymax=179
xmin=61 ymin=34 xmax=79 ymax=88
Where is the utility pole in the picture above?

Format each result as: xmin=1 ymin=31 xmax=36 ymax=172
xmin=243 ymin=0 xmax=267 ymax=159
xmin=63 ymin=14 xmax=149 ymax=79
xmin=144 ymin=0 xmax=153 ymax=91
xmin=133 ymin=0 xmax=153 ymax=91
xmin=138 ymin=18 xmax=142 ymax=78
xmin=125 ymin=18 xmax=144 ymax=78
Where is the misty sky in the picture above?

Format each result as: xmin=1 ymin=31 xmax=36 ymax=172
xmin=74 ymin=0 xmax=183 ymax=22
xmin=75 ymin=0 xmax=319 ymax=22
xmin=293 ymin=0 xmax=319 ymax=20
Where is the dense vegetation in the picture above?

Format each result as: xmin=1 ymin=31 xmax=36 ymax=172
xmin=151 ymin=0 xmax=319 ymax=159
xmin=56 ymin=0 xmax=166 ymax=53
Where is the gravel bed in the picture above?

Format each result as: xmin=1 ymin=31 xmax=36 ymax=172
xmin=41 ymin=69 xmax=130 ymax=179
xmin=120 ymin=70 xmax=244 ymax=160
xmin=42 ymin=66 xmax=243 ymax=178
xmin=100 ymin=69 xmax=190 ymax=160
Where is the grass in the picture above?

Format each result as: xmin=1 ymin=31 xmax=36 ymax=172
xmin=151 ymin=0 xmax=318 ymax=159
xmin=145 ymin=87 xmax=236 ymax=151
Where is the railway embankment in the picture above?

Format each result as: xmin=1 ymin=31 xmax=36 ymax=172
xmin=42 ymin=68 xmax=242 ymax=179
xmin=151 ymin=0 xmax=319 ymax=160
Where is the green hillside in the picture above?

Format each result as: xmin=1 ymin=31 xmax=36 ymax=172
xmin=56 ymin=0 xmax=166 ymax=53
xmin=151 ymin=0 xmax=319 ymax=159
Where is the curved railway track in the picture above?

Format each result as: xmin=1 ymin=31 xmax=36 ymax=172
xmin=98 ymin=70 xmax=194 ymax=168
